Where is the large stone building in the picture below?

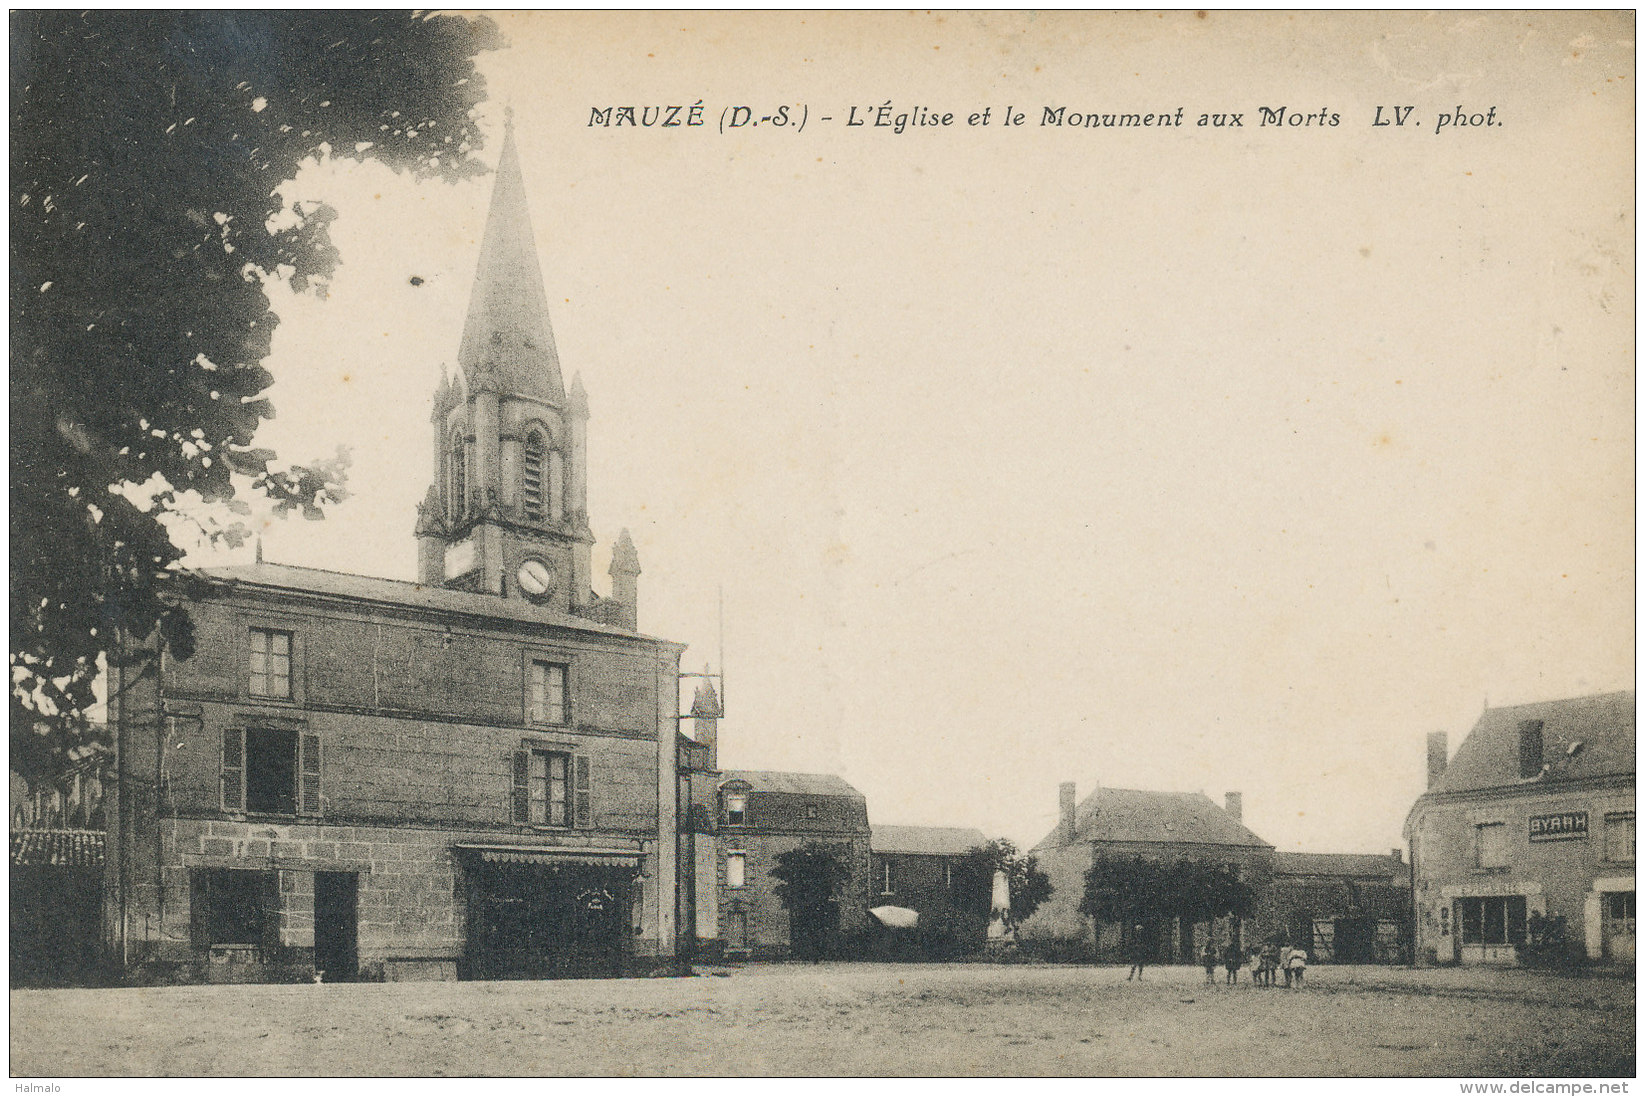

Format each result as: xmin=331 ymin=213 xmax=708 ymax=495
xmin=1405 ymin=691 xmax=1635 ymax=966
xmin=1021 ymin=782 xmax=1277 ymax=961
xmin=102 ymin=122 xmax=688 ymax=981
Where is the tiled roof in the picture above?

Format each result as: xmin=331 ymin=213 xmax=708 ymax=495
xmin=194 ymin=562 xmax=677 ymax=644
xmin=11 ymin=828 xmax=104 ymax=868
xmin=719 ymin=770 xmax=865 ymax=799
xmin=872 ymin=825 xmax=990 ymax=856
xmin=1429 ymin=691 xmax=1634 ymax=796
xmin=1273 ymin=851 xmax=1408 ymax=881
xmin=1032 ymin=787 xmax=1272 ymax=851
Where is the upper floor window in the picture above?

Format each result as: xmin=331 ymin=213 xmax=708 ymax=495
xmin=222 ymin=727 xmax=321 ymax=817
xmin=1606 ymin=813 xmax=1635 ymax=862
xmin=512 ymin=747 xmax=591 ymax=828
xmin=1474 ymin=822 xmax=1508 ymax=869
xmin=248 ymin=628 xmax=292 ymax=699
xmin=529 ymin=660 xmax=569 ymax=726
xmin=522 ymin=432 xmax=547 ymax=522
xmin=724 ymin=792 xmax=747 ymax=827
xmin=805 ymin=803 xmax=819 ymax=820
xmin=876 ymin=856 xmax=894 ymax=895
xmin=726 ymin=850 xmax=746 ymax=889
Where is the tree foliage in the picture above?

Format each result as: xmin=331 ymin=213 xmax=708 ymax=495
xmin=1078 ymin=854 xmax=1254 ymax=929
xmin=953 ymin=837 xmax=1053 ymax=930
xmin=11 ymin=11 xmax=501 ymax=778
xmin=770 ymin=843 xmax=853 ymax=960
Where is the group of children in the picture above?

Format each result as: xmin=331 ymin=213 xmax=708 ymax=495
xmin=1200 ymin=939 xmax=1307 ymax=987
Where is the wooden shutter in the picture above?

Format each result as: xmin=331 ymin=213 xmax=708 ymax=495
xmin=298 ymin=733 xmax=322 ymax=816
xmin=190 ymin=870 xmax=211 ymax=949
xmin=260 ymin=870 xmax=282 ymax=954
xmin=221 ymin=728 xmax=245 ymax=812
xmin=574 ymin=753 xmax=592 ymax=829
xmin=512 ymin=750 xmax=530 ymax=824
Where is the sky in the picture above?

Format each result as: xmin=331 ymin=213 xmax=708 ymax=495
xmin=201 ymin=12 xmax=1634 ymax=857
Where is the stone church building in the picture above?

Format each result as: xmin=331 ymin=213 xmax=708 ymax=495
xmin=103 ymin=123 xmax=688 ymax=981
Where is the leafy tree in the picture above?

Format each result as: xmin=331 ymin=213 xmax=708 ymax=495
xmin=954 ymin=837 xmax=1053 ymax=931
xmin=771 ymin=843 xmax=853 ymax=960
xmin=11 ymin=11 xmax=501 ymax=780
xmin=1079 ymin=854 xmax=1254 ymax=933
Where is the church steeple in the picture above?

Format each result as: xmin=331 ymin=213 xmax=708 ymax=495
xmin=456 ymin=118 xmax=565 ymax=404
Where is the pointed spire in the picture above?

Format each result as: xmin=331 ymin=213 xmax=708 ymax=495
xmin=690 ymin=667 xmax=721 ymax=718
xmin=457 ymin=123 xmax=565 ymax=404
xmin=567 ymin=372 xmax=589 ymax=420
xmin=414 ymin=484 xmax=446 ymax=538
xmin=609 ymin=528 xmax=641 ymax=577
xmin=254 ymin=536 xmax=264 ymax=564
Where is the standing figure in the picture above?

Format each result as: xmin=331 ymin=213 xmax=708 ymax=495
xmin=1288 ymin=944 xmax=1307 ymax=987
xmin=1260 ymin=941 xmax=1279 ymax=986
xmin=1222 ymin=940 xmax=1241 ymax=985
xmin=1127 ymin=925 xmax=1149 ymax=981
xmin=1200 ymin=940 xmax=1219 ymax=984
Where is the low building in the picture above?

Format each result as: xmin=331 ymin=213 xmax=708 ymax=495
xmin=1270 ymin=851 xmax=1411 ymax=964
xmin=1405 ymin=691 xmax=1635 ymax=965
xmin=869 ymin=824 xmax=989 ymax=910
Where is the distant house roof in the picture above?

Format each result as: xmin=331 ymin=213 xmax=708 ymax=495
xmin=1428 ymin=691 xmax=1635 ymax=797
xmin=11 ymin=828 xmax=104 ymax=868
xmin=719 ymin=770 xmax=866 ymax=799
xmin=192 ymin=562 xmax=680 ymax=645
xmin=1273 ymin=851 xmax=1408 ymax=882
xmin=872 ymin=825 xmax=989 ymax=857
xmin=1032 ymin=787 xmax=1272 ymax=852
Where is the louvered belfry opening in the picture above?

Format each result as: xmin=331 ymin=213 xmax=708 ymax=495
xmin=522 ymin=433 xmax=546 ymax=521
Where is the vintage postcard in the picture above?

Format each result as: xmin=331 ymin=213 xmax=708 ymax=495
xmin=9 ymin=10 xmax=1634 ymax=1082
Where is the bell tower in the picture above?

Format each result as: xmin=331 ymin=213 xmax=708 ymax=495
xmin=416 ymin=116 xmax=639 ymax=626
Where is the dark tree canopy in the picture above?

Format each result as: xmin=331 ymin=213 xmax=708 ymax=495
xmin=770 ymin=843 xmax=853 ymax=960
xmin=10 ymin=11 xmax=501 ymax=779
xmin=1079 ymin=854 xmax=1254 ymax=930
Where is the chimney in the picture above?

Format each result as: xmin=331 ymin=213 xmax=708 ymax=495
xmin=1518 ymin=719 xmax=1545 ymax=779
xmin=1058 ymin=782 xmax=1077 ymax=846
xmin=1426 ymin=731 xmax=1448 ymax=789
xmin=1391 ymin=848 xmax=1403 ymax=863
xmin=1224 ymin=791 xmax=1243 ymax=823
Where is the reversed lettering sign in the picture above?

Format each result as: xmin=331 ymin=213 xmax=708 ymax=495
xmin=1529 ymin=811 xmax=1588 ymax=842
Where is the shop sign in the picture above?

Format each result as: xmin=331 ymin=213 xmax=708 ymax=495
xmin=1528 ymin=811 xmax=1588 ymax=842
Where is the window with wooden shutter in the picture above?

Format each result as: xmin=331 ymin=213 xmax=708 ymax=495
xmin=512 ymin=750 xmax=530 ymax=824
xmin=222 ymin=727 xmax=245 ymax=812
xmin=574 ymin=753 xmax=592 ymax=829
xmin=298 ymin=733 xmax=322 ymax=816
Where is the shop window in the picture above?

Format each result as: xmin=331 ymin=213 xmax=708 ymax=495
xmin=248 ymin=628 xmax=292 ymax=699
xmin=1456 ymin=895 xmax=1527 ymax=945
xmin=1474 ymin=822 xmax=1508 ymax=869
xmin=1605 ymin=813 xmax=1635 ymax=862
xmin=726 ymin=851 xmax=746 ymax=889
xmin=222 ymin=727 xmax=320 ymax=816
xmin=1606 ymin=891 xmax=1635 ymax=922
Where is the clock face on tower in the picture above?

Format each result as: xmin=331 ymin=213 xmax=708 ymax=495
xmin=516 ymin=558 xmax=554 ymax=598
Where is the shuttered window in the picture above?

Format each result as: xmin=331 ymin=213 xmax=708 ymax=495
xmin=512 ymin=747 xmax=591 ymax=829
xmin=299 ymin=732 xmax=322 ymax=816
xmin=221 ymin=727 xmax=245 ymax=812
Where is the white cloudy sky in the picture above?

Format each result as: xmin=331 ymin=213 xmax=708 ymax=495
xmin=207 ymin=12 xmax=1634 ymax=856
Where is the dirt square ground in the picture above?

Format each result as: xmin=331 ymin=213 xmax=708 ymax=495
xmin=9 ymin=961 xmax=1634 ymax=1077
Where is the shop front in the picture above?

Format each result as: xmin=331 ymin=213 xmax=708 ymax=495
xmin=457 ymin=845 xmax=641 ymax=979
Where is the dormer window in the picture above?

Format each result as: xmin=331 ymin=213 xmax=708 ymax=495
xmin=724 ymin=792 xmax=746 ymax=827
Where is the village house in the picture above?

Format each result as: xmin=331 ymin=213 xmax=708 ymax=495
xmin=1269 ymin=850 xmax=1411 ymax=964
xmin=1020 ymin=782 xmax=1278 ymax=962
xmin=869 ymin=824 xmax=989 ymax=914
xmin=101 ymin=121 xmax=688 ymax=982
xmin=1405 ymin=691 xmax=1634 ymax=966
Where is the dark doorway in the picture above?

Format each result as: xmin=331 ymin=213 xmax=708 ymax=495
xmin=313 ymin=872 xmax=358 ymax=980
xmin=466 ymin=860 xmax=631 ymax=979
xmin=1333 ymin=917 xmax=1376 ymax=964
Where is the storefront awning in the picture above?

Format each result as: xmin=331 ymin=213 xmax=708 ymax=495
xmin=452 ymin=843 xmax=642 ymax=868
